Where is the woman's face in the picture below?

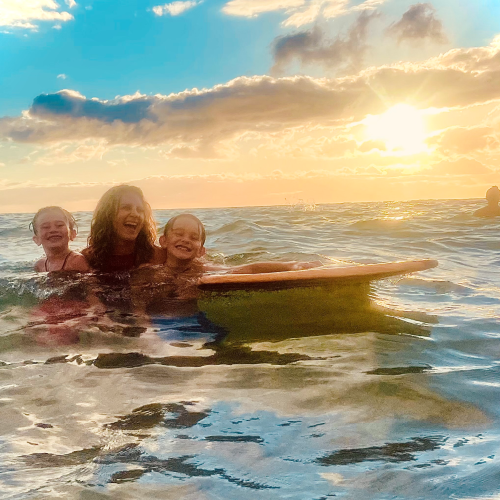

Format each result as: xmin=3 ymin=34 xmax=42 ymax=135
xmin=113 ymin=191 xmax=145 ymax=243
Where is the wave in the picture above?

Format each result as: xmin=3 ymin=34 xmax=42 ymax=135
xmin=397 ymin=277 xmax=471 ymax=294
xmin=350 ymin=218 xmax=408 ymax=231
xmin=209 ymin=220 xmax=263 ymax=237
xmin=0 ymin=227 xmax=30 ymax=238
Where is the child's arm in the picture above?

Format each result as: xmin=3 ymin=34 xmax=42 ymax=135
xmin=229 ymin=261 xmax=323 ymax=274
xmin=202 ymin=260 xmax=323 ymax=274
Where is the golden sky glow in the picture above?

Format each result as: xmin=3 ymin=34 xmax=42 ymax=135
xmin=0 ymin=1 xmax=499 ymax=212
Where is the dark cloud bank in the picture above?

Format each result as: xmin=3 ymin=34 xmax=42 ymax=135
xmin=386 ymin=3 xmax=448 ymax=44
xmin=272 ymin=11 xmax=380 ymax=74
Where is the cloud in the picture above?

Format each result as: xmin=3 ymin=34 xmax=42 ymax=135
xmin=386 ymin=3 xmax=448 ymax=45
xmin=0 ymin=0 xmax=74 ymax=30
xmin=29 ymin=89 xmax=153 ymax=123
xmin=222 ymin=0 xmax=305 ymax=18
xmin=249 ymin=131 xmax=361 ymax=159
xmin=165 ymin=141 xmax=234 ymax=160
xmin=57 ymin=73 xmax=67 ymax=79
xmin=359 ymin=140 xmax=386 ymax=153
xmin=281 ymin=1 xmax=334 ymax=28
xmin=433 ymin=35 xmax=500 ymax=73
xmin=4 ymin=37 xmax=500 ymax=160
xmin=351 ymin=0 xmax=385 ymax=12
xmin=272 ymin=11 xmax=380 ymax=74
xmin=427 ymin=126 xmax=500 ymax=155
xmin=428 ymin=158 xmax=493 ymax=176
xmin=222 ymin=0 xmax=387 ymax=27
xmin=64 ymin=0 xmax=77 ymax=7
xmin=152 ymin=1 xmax=200 ymax=17
xmin=35 ymin=141 xmax=108 ymax=165
xmin=0 ymin=79 xmax=386 ymax=156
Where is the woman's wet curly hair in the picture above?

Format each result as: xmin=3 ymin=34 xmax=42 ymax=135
xmin=85 ymin=185 xmax=157 ymax=270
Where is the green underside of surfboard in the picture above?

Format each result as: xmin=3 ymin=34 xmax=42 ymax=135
xmin=199 ymin=283 xmax=429 ymax=343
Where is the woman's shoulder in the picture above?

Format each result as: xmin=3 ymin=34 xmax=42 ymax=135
xmin=80 ymin=247 xmax=96 ymax=267
xmin=149 ymin=245 xmax=166 ymax=265
xmin=473 ymin=206 xmax=500 ymax=217
xmin=67 ymin=251 xmax=92 ymax=272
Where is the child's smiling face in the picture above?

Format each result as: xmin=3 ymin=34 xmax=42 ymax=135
xmin=160 ymin=215 xmax=205 ymax=262
xmin=113 ymin=191 xmax=145 ymax=243
xmin=33 ymin=208 xmax=75 ymax=250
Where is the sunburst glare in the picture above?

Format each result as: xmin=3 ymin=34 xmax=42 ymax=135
xmin=363 ymin=104 xmax=429 ymax=155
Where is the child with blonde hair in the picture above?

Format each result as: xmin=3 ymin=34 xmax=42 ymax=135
xmin=158 ymin=213 xmax=321 ymax=276
xmin=31 ymin=206 xmax=90 ymax=272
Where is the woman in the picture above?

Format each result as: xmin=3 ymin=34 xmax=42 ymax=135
xmin=83 ymin=185 xmax=163 ymax=272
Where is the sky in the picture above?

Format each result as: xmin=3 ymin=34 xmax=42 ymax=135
xmin=1 ymin=0 xmax=500 ymax=212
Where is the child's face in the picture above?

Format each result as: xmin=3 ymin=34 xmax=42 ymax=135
xmin=33 ymin=209 xmax=75 ymax=250
xmin=113 ymin=192 xmax=145 ymax=242
xmin=160 ymin=216 xmax=205 ymax=262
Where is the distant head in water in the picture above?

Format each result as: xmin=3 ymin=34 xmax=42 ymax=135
xmin=473 ymin=186 xmax=500 ymax=217
xmin=85 ymin=185 xmax=157 ymax=271
xmin=486 ymin=186 xmax=500 ymax=205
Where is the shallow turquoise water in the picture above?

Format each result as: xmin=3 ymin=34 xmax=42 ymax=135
xmin=0 ymin=199 xmax=499 ymax=499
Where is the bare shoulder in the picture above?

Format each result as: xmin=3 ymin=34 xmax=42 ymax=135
xmin=473 ymin=206 xmax=500 ymax=217
xmin=150 ymin=245 xmax=166 ymax=265
xmin=34 ymin=257 xmax=46 ymax=272
xmin=67 ymin=252 xmax=92 ymax=272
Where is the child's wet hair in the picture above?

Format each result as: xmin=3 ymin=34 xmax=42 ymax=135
xmin=163 ymin=214 xmax=206 ymax=245
xmin=30 ymin=206 xmax=77 ymax=235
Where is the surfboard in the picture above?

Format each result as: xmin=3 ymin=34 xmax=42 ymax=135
xmin=198 ymin=259 xmax=438 ymax=291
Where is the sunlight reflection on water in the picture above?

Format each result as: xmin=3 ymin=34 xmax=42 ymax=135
xmin=0 ymin=198 xmax=499 ymax=499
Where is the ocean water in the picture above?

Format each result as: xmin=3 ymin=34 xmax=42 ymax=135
xmin=0 ymin=198 xmax=499 ymax=499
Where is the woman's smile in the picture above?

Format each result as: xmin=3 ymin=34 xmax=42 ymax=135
xmin=113 ymin=192 xmax=145 ymax=242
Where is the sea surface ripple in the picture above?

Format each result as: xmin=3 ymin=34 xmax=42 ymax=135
xmin=0 ymin=198 xmax=498 ymax=499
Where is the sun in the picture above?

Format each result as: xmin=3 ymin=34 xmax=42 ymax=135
xmin=363 ymin=104 xmax=428 ymax=155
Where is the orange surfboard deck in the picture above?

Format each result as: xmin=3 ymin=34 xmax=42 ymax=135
xmin=198 ymin=259 xmax=438 ymax=291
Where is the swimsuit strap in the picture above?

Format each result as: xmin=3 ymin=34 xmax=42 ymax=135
xmin=45 ymin=251 xmax=73 ymax=272
xmin=61 ymin=251 xmax=73 ymax=271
